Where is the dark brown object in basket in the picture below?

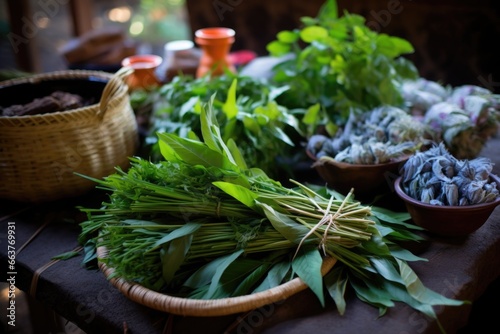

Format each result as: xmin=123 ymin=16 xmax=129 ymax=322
xmin=1 ymin=91 xmax=87 ymax=116
xmin=51 ymin=91 xmax=85 ymax=110
xmin=2 ymin=96 xmax=61 ymax=116
xmin=0 ymin=69 xmax=139 ymax=202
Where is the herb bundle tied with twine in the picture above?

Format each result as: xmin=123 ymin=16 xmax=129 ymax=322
xmin=78 ymin=96 xmax=466 ymax=330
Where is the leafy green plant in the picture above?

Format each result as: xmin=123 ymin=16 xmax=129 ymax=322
xmin=267 ymin=0 xmax=419 ymax=136
xmin=79 ymin=98 xmax=466 ymax=330
xmin=134 ymin=72 xmax=304 ymax=179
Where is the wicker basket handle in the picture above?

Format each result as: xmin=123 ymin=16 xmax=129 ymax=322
xmin=97 ymin=67 xmax=133 ymax=118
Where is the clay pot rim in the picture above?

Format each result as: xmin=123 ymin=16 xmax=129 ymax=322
xmin=121 ymin=54 xmax=163 ymax=69
xmin=195 ymin=27 xmax=236 ymax=45
xmin=195 ymin=27 xmax=236 ymax=39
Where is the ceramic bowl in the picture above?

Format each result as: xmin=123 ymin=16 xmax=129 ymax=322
xmin=308 ymin=151 xmax=408 ymax=198
xmin=394 ymin=175 xmax=500 ymax=237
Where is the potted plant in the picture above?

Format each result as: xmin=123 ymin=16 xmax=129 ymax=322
xmin=266 ymin=0 xmax=419 ymax=137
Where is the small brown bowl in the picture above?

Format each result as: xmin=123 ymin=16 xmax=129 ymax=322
xmin=308 ymin=151 xmax=408 ymax=198
xmin=394 ymin=175 xmax=500 ymax=237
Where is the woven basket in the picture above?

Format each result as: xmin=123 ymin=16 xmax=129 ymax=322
xmin=96 ymin=246 xmax=337 ymax=317
xmin=0 ymin=69 xmax=138 ymax=202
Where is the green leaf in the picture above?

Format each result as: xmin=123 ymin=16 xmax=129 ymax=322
xmin=158 ymin=132 xmax=230 ymax=169
xmin=302 ymin=103 xmax=321 ymax=125
xmin=188 ymin=257 xmax=266 ymax=299
xmin=268 ymin=84 xmax=290 ymax=101
xmin=82 ymin=240 xmax=97 ymax=266
xmin=222 ymin=116 xmax=237 ymax=142
xmin=205 ymin=250 xmax=244 ymax=298
xmin=158 ymin=134 xmax=178 ymax=162
xmin=232 ymin=262 xmax=271 ymax=296
xmin=179 ymin=96 xmax=200 ymax=118
xmin=324 ymin=266 xmax=347 ymax=315
xmin=52 ymin=250 xmax=81 ymax=261
xmin=292 ymin=247 xmax=325 ymax=306
xmin=382 ymin=279 xmax=439 ymax=322
xmin=161 ymin=234 xmax=192 ymax=284
xmin=396 ymin=259 xmax=467 ymax=306
xmin=200 ymin=95 xmax=222 ymax=154
xmin=300 ymin=26 xmax=328 ymax=43
xmin=377 ymin=225 xmax=426 ymax=242
xmin=370 ymin=257 xmax=404 ymax=285
xmin=376 ymin=34 xmax=414 ymax=58
xmin=150 ymin=222 xmax=201 ymax=250
xmin=226 ymin=138 xmax=248 ymax=170
xmin=268 ymin=125 xmax=295 ymax=146
xmin=300 ymin=16 xmax=318 ymax=27
xmin=202 ymin=99 xmax=238 ymax=167
xmin=389 ymin=247 xmax=427 ymax=262
xmin=183 ymin=258 xmax=223 ymax=289
xmin=370 ymin=206 xmax=415 ymax=227
xmin=280 ymin=112 xmax=303 ymax=136
xmin=213 ymin=181 xmax=259 ymax=211
xmin=253 ymin=260 xmax=291 ymax=292
xmin=361 ymin=236 xmax=392 ymax=257
xmin=259 ymin=202 xmax=312 ymax=244
xmin=222 ymin=78 xmax=238 ymax=119
xmin=242 ymin=113 xmax=261 ymax=135
xmin=267 ymin=41 xmax=291 ymax=56
xmin=277 ymin=30 xmax=299 ymax=44
xmin=318 ymin=0 xmax=338 ymax=21
xmin=351 ymin=279 xmax=395 ymax=309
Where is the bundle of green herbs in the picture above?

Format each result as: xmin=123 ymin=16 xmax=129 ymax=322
xmin=266 ymin=0 xmax=419 ymax=136
xmin=79 ymin=98 xmax=465 ymax=328
xmin=130 ymin=73 xmax=304 ymax=179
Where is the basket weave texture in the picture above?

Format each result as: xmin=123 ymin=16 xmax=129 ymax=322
xmin=96 ymin=246 xmax=336 ymax=317
xmin=0 ymin=70 xmax=138 ymax=202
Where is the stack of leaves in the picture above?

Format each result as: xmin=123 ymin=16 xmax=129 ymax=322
xmin=79 ymin=98 xmax=465 ymax=328
xmin=266 ymin=0 xmax=419 ymax=136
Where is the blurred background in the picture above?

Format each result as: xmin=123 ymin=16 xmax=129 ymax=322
xmin=1 ymin=0 xmax=499 ymax=92
xmin=0 ymin=0 xmax=190 ymax=74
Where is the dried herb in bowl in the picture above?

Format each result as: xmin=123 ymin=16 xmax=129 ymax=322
xmin=307 ymin=105 xmax=430 ymax=164
xmin=400 ymin=142 xmax=499 ymax=206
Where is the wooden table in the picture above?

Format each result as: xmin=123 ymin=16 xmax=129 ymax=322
xmin=1 ymin=136 xmax=499 ymax=334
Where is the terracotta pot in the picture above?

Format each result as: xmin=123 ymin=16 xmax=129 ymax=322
xmin=194 ymin=27 xmax=236 ymax=78
xmin=121 ymin=54 xmax=162 ymax=90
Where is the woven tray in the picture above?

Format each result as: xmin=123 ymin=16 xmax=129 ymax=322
xmin=0 ymin=69 xmax=138 ymax=202
xmin=96 ymin=246 xmax=337 ymax=317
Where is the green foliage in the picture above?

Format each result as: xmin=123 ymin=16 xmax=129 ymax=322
xmin=137 ymin=73 xmax=304 ymax=178
xmin=267 ymin=0 xmax=419 ymax=136
xmin=79 ymin=89 xmax=466 ymax=328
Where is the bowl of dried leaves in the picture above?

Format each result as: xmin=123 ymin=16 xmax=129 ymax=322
xmin=307 ymin=106 xmax=430 ymax=198
xmin=394 ymin=142 xmax=500 ymax=237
